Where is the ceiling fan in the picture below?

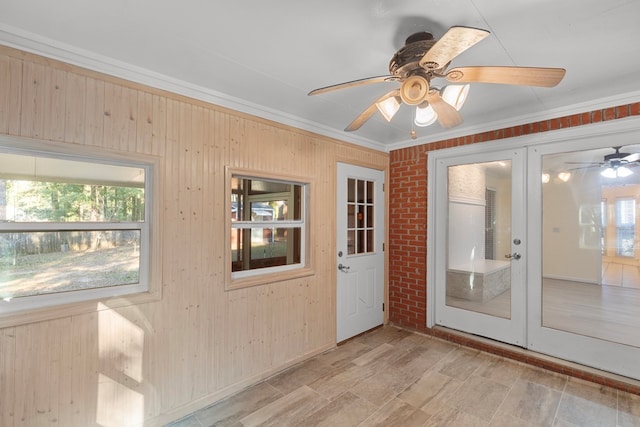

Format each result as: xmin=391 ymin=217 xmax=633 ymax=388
xmin=566 ymin=146 xmax=640 ymax=178
xmin=308 ymin=26 xmax=566 ymax=138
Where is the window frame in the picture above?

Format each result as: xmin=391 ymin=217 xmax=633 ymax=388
xmin=225 ymin=167 xmax=313 ymax=290
xmin=615 ymin=196 xmax=636 ymax=257
xmin=0 ymin=136 xmax=161 ymax=327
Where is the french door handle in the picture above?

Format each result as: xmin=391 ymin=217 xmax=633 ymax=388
xmin=505 ymin=252 xmax=521 ymax=260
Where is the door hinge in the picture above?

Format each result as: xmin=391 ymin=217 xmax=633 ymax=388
xmin=382 ymin=183 xmax=385 ymax=192
xmin=382 ymin=242 xmax=385 ymax=251
xmin=382 ymin=303 xmax=385 ymax=312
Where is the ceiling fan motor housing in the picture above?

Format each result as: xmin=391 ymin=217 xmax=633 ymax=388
xmin=389 ymin=32 xmax=447 ymax=79
xmin=604 ymin=147 xmax=630 ymax=162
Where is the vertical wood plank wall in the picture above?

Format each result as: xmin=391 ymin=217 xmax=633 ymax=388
xmin=0 ymin=46 xmax=388 ymax=426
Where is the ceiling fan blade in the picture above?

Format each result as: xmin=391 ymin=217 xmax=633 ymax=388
xmin=419 ymin=26 xmax=490 ymax=70
xmin=568 ymin=165 xmax=601 ymax=171
xmin=308 ymin=76 xmax=398 ymax=96
xmin=623 ymin=152 xmax=640 ymax=163
xmin=565 ymin=161 xmax=604 ymax=165
xmin=446 ymin=66 xmax=566 ymax=87
xmin=425 ymin=90 xmax=462 ymax=128
xmin=345 ymin=90 xmax=401 ymax=131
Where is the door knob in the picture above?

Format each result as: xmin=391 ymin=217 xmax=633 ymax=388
xmin=338 ymin=263 xmax=350 ymax=272
xmin=505 ymin=252 xmax=521 ymax=260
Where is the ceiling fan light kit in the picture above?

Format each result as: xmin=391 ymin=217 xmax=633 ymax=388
xmin=442 ymin=84 xmax=470 ymax=110
xmin=601 ymin=166 xmax=633 ymax=178
xmin=415 ymin=102 xmax=438 ymax=127
xmin=308 ymin=25 xmax=566 ymax=139
xmin=376 ymin=96 xmax=401 ymax=122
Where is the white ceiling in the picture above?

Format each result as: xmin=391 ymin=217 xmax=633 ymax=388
xmin=1 ymin=0 xmax=640 ymax=152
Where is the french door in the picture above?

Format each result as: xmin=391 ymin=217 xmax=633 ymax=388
xmin=432 ymin=147 xmax=527 ymax=346
xmin=428 ymin=119 xmax=640 ymax=380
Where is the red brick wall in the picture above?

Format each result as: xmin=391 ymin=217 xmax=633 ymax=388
xmin=388 ymin=102 xmax=640 ymax=331
xmin=388 ymin=102 xmax=640 ymax=394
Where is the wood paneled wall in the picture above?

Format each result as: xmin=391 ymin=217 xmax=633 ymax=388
xmin=0 ymin=46 xmax=388 ymax=426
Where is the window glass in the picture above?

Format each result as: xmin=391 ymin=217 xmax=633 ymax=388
xmin=0 ymin=149 xmax=150 ymax=311
xmin=615 ymin=197 xmax=635 ymax=257
xmin=230 ymin=176 xmax=306 ymax=276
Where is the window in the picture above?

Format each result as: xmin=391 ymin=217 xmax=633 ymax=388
xmin=485 ymin=188 xmax=497 ymax=260
xmin=615 ymin=197 xmax=636 ymax=257
xmin=228 ymin=170 xmax=310 ymax=288
xmin=601 ymin=199 xmax=607 ymax=255
xmin=0 ymin=144 xmax=154 ymax=316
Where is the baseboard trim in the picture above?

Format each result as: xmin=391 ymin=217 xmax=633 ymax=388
xmin=147 ymin=341 xmax=336 ymax=426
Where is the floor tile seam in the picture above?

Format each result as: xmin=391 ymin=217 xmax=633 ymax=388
xmin=485 ymin=373 xmax=524 ymax=427
xmin=450 ymin=372 xmax=509 ymax=424
xmin=616 ymin=391 xmax=620 ymax=427
xmin=261 ymin=380 xmax=286 ymax=400
xmin=352 ymin=392 xmax=398 ymax=424
xmin=287 ymin=389 xmax=336 ymax=426
xmin=239 ymin=385 xmax=327 ymax=427
xmin=189 ymin=415 xmax=205 ymax=427
xmin=551 ymin=378 xmax=570 ymax=426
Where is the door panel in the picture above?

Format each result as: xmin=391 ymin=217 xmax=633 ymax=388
xmin=528 ymin=142 xmax=640 ymax=380
xmin=434 ymin=148 xmax=526 ymax=346
xmin=336 ymin=163 xmax=384 ymax=342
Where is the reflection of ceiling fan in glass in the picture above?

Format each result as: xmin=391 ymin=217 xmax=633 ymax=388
xmin=567 ymin=146 xmax=640 ymax=178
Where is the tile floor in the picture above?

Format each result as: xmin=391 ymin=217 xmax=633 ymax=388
xmin=167 ymin=326 xmax=640 ymax=427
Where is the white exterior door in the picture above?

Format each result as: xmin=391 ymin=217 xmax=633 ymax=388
xmin=336 ymin=163 xmax=385 ymax=342
xmin=431 ymin=148 xmax=527 ymax=346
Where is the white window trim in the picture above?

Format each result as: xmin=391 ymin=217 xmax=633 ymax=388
xmin=0 ymin=135 xmax=162 ymax=327
xmin=225 ymin=166 xmax=314 ymax=290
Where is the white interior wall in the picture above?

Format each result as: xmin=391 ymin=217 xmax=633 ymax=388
xmin=542 ymin=170 xmax=601 ymax=283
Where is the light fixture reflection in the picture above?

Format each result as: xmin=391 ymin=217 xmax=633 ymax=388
xmin=376 ymin=96 xmax=401 ymax=122
xmin=601 ymin=166 xmax=633 ymax=178
xmin=442 ymin=84 xmax=470 ymax=110
xmin=558 ymin=172 xmax=572 ymax=182
xmin=414 ymin=102 xmax=438 ymax=127
xmin=541 ymin=173 xmax=550 ymax=183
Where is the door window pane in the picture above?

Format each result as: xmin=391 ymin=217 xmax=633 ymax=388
xmin=446 ymin=161 xmax=512 ymax=319
xmin=346 ymin=178 xmax=375 ymax=255
xmin=542 ymin=147 xmax=640 ymax=348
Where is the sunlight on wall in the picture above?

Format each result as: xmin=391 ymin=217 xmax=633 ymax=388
xmin=97 ymin=303 xmax=145 ymax=426
xmin=97 ymin=373 xmax=144 ymax=427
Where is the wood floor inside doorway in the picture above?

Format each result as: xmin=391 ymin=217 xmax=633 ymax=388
xmin=446 ymin=270 xmax=640 ymax=349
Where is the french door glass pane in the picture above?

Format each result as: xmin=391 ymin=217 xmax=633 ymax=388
xmin=446 ymin=161 xmax=512 ymax=319
xmin=541 ymin=146 xmax=640 ymax=348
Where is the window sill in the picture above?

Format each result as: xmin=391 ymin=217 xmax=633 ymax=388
xmin=226 ymin=267 xmax=315 ymax=291
xmin=0 ymin=288 xmax=161 ymax=328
